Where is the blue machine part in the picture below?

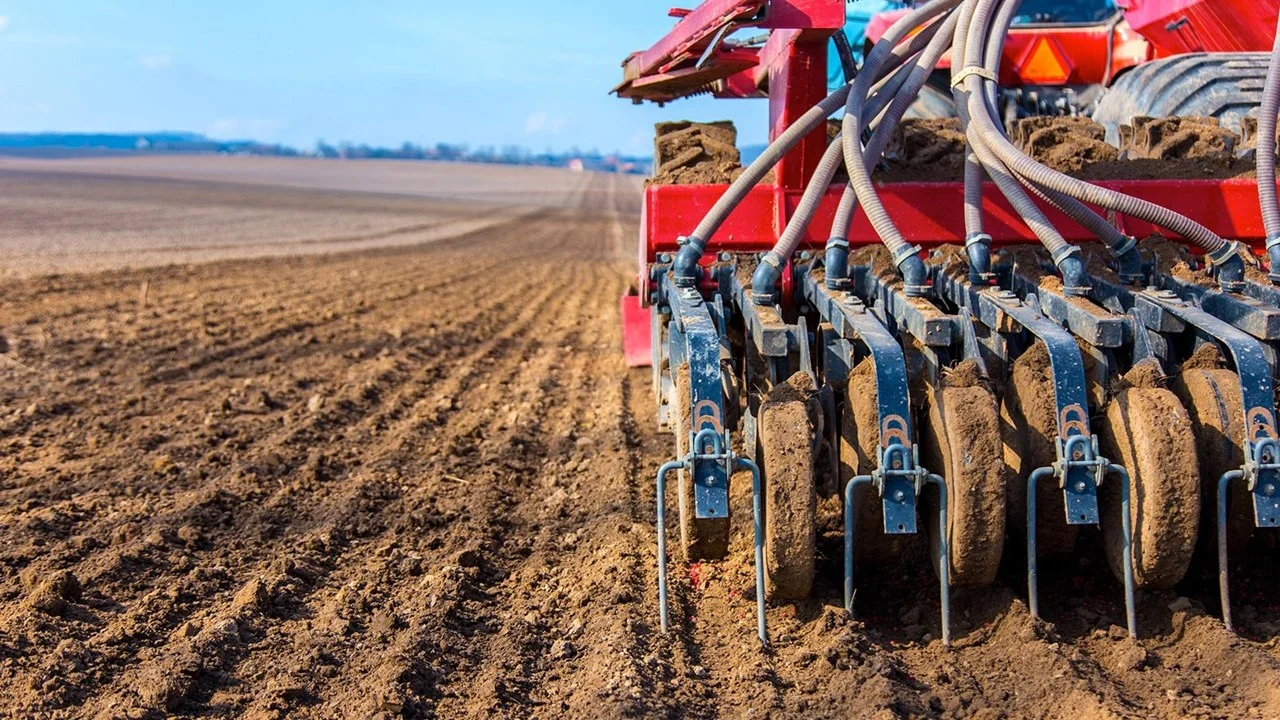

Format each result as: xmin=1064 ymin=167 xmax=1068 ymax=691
xmin=828 ymin=0 xmax=909 ymax=91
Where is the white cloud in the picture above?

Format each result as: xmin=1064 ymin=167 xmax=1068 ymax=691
xmin=138 ymin=53 xmax=173 ymax=71
xmin=523 ymin=110 xmax=566 ymax=136
xmin=0 ymin=16 xmax=10 ymax=32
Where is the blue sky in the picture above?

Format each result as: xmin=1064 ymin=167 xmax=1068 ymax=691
xmin=0 ymin=2 xmax=769 ymax=156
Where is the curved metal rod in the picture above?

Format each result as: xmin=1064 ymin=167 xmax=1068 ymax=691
xmin=656 ymin=460 xmax=686 ymax=634
xmin=926 ymin=473 xmax=952 ymax=646
xmin=738 ymin=456 xmax=767 ymax=646
xmin=1025 ymin=466 xmax=1053 ymax=622
xmin=691 ymin=427 xmax=724 ymax=456
xmin=1111 ymin=464 xmax=1137 ymax=638
xmin=843 ymin=475 xmax=874 ymax=615
xmin=1027 ymin=464 xmax=1137 ymax=637
xmin=1218 ymin=469 xmax=1245 ymax=632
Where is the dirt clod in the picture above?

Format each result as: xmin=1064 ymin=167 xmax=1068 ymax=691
xmin=649 ymin=120 xmax=743 ymax=185
xmin=24 ymin=570 xmax=82 ymax=616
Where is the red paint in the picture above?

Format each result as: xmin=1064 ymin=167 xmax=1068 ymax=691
xmin=620 ymin=293 xmax=653 ymax=368
xmin=1122 ymin=0 xmax=1279 ymax=54
xmin=637 ymin=179 xmax=1280 ymax=291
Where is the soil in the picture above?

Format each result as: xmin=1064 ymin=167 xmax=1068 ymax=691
xmin=873 ymin=116 xmax=1258 ymax=182
xmin=879 ymin=118 xmax=968 ymax=183
xmin=648 ymin=121 xmax=744 ymax=186
xmin=1010 ymin=116 xmax=1119 ymax=174
xmin=1120 ymin=117 xmax=1237 ymax=161
xmin=2 ymin=166 xmax=1280 ymax=719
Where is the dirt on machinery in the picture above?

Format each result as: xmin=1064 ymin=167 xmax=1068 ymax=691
xmin=2 ymin=166 xmax=1280 ymax=720
xmin=649 ymin=121 xmax=746 ymax=186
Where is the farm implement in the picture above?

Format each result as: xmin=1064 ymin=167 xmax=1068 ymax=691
xmin=616 ymin=0 xmax=1280 ymax=646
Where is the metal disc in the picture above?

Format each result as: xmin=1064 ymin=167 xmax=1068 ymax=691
xmin=1174 ymin=367 xmax=1254 ymax=554
xmin=758 ymin=393 xmax=817 ymax=600
xmin=1098 ymin=383 xmax=1201 ymax=589
xmin=920 ymin=374 xmax=1007 ymax=586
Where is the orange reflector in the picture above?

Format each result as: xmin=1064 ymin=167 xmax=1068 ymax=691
xmin=1017 ymin=36 xmax=1073 ymax=85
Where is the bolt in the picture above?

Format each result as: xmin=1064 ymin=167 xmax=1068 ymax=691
xmin=719 ymin=251 xmax=732 ymax=262
xmin=1075 ymin=481 xmax=1087 ymax=493
xmin=1072 ymin=449 xmax=1084 ymax=460
xmin=893 ymin=490 xmax=906 ymax=501
xmin=659 ymin=253 xmax=673 ymax=263
xmin=1265 ymin=484 xmax=1277 ymax=497
xmin=799 ymin=251 xmax=812 ymax=261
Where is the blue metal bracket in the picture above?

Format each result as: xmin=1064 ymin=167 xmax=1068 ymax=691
xmin=1006 ymin=271 xmax=1127 ymax=349
xmin=981 ymin=289 xmax=1100 ymax=526
xmin=802 ymin=276 xmax=920 ymax=531
xmin=667 ymin=285 xmax=730 ymax=520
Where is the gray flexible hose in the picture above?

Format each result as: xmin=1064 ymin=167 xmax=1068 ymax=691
xmin=960 ymin=0 xmax=1232 ymax=262
xmin=1257 ymin=10 xmax=1280 ymax=249
xmin=952 ymin=0 xmax=989 ymax=265
xmin=761 ymin=137 xmax=846 ymax=270
xmin=827 ymin=11 xmax=954 ymax=245
xmin=690 ymin=84 xmax=852 ymax=244
xmin=765 ymin=30 xmax=942 ymax=267
xmin=842 ymin=0 xmax=964 ymax=294
xmin=677 ymin=15 xmax=948 ymax=285
xmin=979 ymin=0 xmax=1132 ymax=262
xmin=769 ymin=11 xmax=956 ymax=279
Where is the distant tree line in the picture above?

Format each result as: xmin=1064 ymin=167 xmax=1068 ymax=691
xmin=0 ymin=132 xmax=647 ymax=173
xmin=312 ymin=140 xmax=646 ymax=174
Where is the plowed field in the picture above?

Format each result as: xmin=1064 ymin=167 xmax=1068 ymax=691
xmin=1 ymin=160 xmax=1278 ymax=719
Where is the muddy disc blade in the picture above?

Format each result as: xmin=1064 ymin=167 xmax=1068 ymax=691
xmin=1174 ymin=366 xmax=1254 ymax=555
xmin=1098 ymin=378 xmax=1200 ymax=590
xmin=921 ymin=367 xmax=1007 ymax=587
xmin=759 ymin=389 xmax=817 ymax=600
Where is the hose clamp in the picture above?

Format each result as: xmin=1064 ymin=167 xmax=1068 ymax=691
xmin=950 ymin=66 xmax=998 ymax=88
xmin=826 ymin=237 xmax=850 ymax=250
xmin=761 ymin=252 xmax=783 ymax=269
xmin=1266 ymin=235 xmax=1280 ymax=251
xmin=890 ymin=243 xmax=923 ymax=269
xmin=964 ymin=233 xmax=992 ymax=249
xmin=1205 ymin=241 xmax=1241 ymax=267
xmin=1110 ymin=235 xmax=1138 ymax=258
xmin=1049 ymin=244 xmax=1082 ymax=266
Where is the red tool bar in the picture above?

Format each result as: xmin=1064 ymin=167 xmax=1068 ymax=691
xmin=642 ymin=178 xmax=1279 ymax=266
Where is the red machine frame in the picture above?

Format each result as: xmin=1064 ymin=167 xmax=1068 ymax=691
xmin=617 ymin=0 xmax=1279 ymax=305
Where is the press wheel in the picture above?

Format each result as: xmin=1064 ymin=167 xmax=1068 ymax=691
xmin=673 ymin=363 xmax=730 ymax=561
xmin=920 ymin=364 xmax=1007 ymax=587
xmin=1098 ymin=371 xmax=1200 ymax=589
xmin=1001 ymin=342 xmax=1079 ymax=552
xmin=758 ymin=381 xmax=818 ymax=600
xmin=1174 ymin=366 xmax=1254 ymax=554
